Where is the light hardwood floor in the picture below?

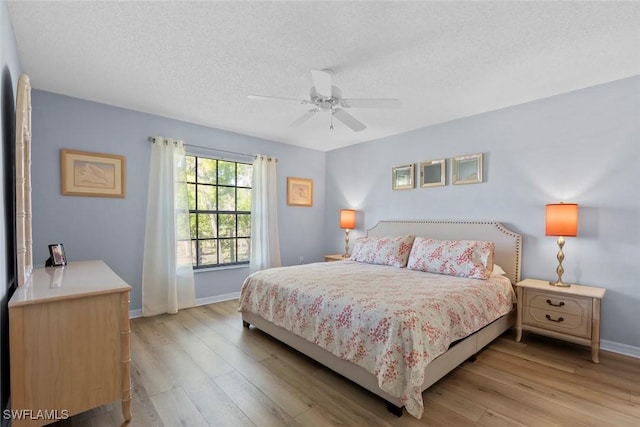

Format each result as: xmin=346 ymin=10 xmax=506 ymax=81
xmin=52 ymin=300 xmax=640 ymax=427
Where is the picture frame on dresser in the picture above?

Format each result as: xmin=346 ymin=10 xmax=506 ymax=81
xmin=48 ymin=244 xmax=67 ymax=267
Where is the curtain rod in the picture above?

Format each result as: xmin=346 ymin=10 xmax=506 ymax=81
xmin=147 ymin=136 xmax=256 ymax=160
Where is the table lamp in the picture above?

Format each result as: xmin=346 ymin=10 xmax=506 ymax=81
xmin=545 ymin=203 xmax=578 ymax=287
xmin=340 ymin=209 xmax=356 ymax=257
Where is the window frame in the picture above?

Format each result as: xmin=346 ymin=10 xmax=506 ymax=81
xmin=185 ymin=154 xmax=252 ymax=269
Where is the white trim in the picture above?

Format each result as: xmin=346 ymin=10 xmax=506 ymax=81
xmin=194 ymin=292 xmax=241 ymax=307
xmin=601 ymin=339 xmax=640 ymax=359
xmin=129 ymin=291 xmax=241 ymax=319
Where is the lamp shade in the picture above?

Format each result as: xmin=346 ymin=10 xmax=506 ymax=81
xmin=545 ymin=203 xmax=578 ymax=237
xmin=340 ymin=209 xmax=356 ymax=229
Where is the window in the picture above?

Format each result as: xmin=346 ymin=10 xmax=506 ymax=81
xmin=185 ymin=155 xmax=252 ymax=268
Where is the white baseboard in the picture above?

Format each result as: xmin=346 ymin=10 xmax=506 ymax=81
xmin=129 ymin=292 xmax=241 ymax=319
xmin=601 ymin=339 xmax=640 ymax=359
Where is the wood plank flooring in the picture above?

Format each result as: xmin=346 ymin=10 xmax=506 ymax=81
xmin=52 ymin=300 xmax=640 ymax=426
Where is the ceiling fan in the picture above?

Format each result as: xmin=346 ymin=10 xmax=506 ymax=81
xmin=248 ymin=69 xmax=401 ymax=132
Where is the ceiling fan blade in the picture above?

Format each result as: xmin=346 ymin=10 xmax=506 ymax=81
xmin=341 ymin=98 xmax=402 ymax=109
xmin=248 ymin=94 xmax=309 ymax=104
xmin=289 ymin=110 xmax=317 ymax=128
xmin=333 ymin=109 xmax=366 ymax=132
xmin=310 ymin=69 xmax=333 ymax=98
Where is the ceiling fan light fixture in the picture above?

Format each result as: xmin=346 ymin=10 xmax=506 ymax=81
xmin=248 ymin=68 xmax=400 ymax=132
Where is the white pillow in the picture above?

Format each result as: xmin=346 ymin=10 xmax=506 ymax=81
xmin=491 ymin=264 xmax=507 ymax=277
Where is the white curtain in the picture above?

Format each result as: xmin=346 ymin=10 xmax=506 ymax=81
xmin=250 ymin=155 xmax=281 ymax=271
xmin=142 ymin=137 xmax=196 ymax=316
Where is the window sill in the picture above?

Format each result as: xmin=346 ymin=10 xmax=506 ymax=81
xmin=194 ymin=264 xmax=250 ymax=273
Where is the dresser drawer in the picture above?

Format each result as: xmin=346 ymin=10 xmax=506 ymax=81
xmin=524 ymin=289 xmax=592 ymax=317
xmin=523 ymin=306 xmax=591 ymax=338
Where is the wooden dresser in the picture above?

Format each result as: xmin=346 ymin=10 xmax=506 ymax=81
xmin=9 ymin=260 xmax=132 ymax=426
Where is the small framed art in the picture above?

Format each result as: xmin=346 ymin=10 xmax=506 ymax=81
xmin=419 ymin=159 xmax=446 ymax=187
xmin=392 ymin=164 xmax=414 ymax=190
xmin=61 ymin=149 xmax=126 ymax=197
xmin=452 ymin=153 xmax=483 ymax=185
xmin=48 ymin=243 xmax=67 ymax=266
xmin=287 ymin=177 xmax=313 ymax=207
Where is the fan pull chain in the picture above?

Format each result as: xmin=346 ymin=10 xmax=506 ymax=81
xmin=330 ymin=109 xmax=335 ymax=130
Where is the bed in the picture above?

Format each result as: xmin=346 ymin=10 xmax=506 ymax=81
xmin=239 ymin=220 xmax=522 ymax=418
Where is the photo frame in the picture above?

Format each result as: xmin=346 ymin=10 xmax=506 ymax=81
xmin=61 ymin=149 xmax=126 ymax=197
xmin=47 ymin=243 xmax=67 ymax=267
xmin=419 ymin=159 xmax=446 ymax=187
xmin=287 ymin=177 xmax=313 ymax=207
xmin=452 ymin=153 xmax=483 ymax=185
xmin=392 ymin=164 xmax=414 ymax=190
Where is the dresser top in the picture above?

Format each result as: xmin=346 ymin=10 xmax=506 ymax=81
xmin=9 ymin=260 xmax=131 ymax=307
xmin=516 ymin=278 xmax=606 ymax=299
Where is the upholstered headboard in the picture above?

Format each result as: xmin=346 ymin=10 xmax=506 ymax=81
xmin=367 ymin=220 xmax=522 ymax=284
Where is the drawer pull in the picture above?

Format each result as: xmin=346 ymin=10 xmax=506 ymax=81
xmin=545 ymin=314 xmax=564 ymax=323
xmin=546 ymin=299 xmax=565 ymax=307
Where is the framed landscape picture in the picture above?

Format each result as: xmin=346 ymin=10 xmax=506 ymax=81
xmin=61 ymin=149 xmax=126 ymax=197
xmin=287 ymin=177 xmax=313 ymax=207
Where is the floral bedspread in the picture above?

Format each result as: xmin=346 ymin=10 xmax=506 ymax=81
xmin=238 ymin=261 xmax=514 ymax=418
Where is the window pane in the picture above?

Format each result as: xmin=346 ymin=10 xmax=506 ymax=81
xmin=218 ymin=214 xmax=236 ymax=238
xmin=199 ymin=240 xmax=217 ymax=265
xmin=237 ymin=163 xmax=252 ymax=187
xmin=237 ymin=188 xmax=251 ymax=211
xmin=176 ymin=213 xmax=190 ymax=240
xmin=237 ymin=238 xmax=250 ymax=262
xmin=219 ymin=239 xmax=236 ymax=264
xmin=197 ymin=214 xmax=217 ymax=238
xmin=187 ymin=183 xmax=196 ymax=210
xmin=177 ymin=240 xmax=191 ymax=265
xmin=197 ymin=158 xmax=217 ymax=184
xmin=197 ymin=184 xmax=216 ymax=211
xmin=238 ymin=214 xmax=250 ymax=237
xmin=191 ymin=240 xmax=197 ymax=266
xmin=189 ymin=213 xmax=197 ymax=238
xmin=218 ymin=161 xmax=236 ymax=186
xmin=186 ymin=156 xmax=196 ymax=182
xmin=218 ymin=187 xmax=235 ymax=211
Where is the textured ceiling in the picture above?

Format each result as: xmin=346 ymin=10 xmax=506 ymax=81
xmin=8 ymin=1 xmax=640 ymax=151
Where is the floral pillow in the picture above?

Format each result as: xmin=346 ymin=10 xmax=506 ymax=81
xmin=407 ymin=237 xmax=495 ymax=279
xmin=349 ymin=235 xmax=416 ymax=267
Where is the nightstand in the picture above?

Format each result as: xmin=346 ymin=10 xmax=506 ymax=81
xmin=515 ymin=278 xmax=606 ymax=363
xmin=324 ymin=254 xmax=347 ymax=262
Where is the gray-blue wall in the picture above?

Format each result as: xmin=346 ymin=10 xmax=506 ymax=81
xmin=325 ymin=75 xmax=640 ymax=352
xmin=1 ymin=0 xmax=22 ymax=418
xmin=30 ymin=90 xmax=326 ymax=312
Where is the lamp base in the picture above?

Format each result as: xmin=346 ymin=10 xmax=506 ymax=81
xmin=549 ymin=280 xmax=571 ymax=287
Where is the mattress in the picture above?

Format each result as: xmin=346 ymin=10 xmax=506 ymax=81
xmin=238 ymin=260 xmax=514 ymax=418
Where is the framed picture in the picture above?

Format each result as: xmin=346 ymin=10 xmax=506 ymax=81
xmin=287 ymin=177 xmax=313 ymax=207
xmin=392 ymin=164 xmax=414 ymax=190
xmin=419 ymin=159 xmax=446 ymax=187
xmin=452 ymin=153 xmax=483 ymax=185
xmin=48 ymin=243 xmax=67 ymax=267
xmin=61 ymin=149 xmax=126 ymax=197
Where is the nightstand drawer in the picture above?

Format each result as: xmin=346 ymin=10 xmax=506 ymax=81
xmin=523 ymin=306 xmax=591 ymax=338
xmin=524 ymin=290 xmax=591 ymax=317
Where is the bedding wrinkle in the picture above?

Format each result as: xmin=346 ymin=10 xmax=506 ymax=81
xmin=239 ymin=261 xmax=513 ymax=418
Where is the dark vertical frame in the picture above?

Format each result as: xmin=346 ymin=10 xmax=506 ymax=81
xmin=1 ymin=66 xmax=17 ymax=425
